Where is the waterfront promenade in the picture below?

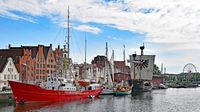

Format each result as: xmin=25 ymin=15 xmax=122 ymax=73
xmin=1 ymin=88 xmax=200 ymax=112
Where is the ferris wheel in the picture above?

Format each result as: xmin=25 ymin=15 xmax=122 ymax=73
xmin=183 ymin=63 xmax=197 ymax=73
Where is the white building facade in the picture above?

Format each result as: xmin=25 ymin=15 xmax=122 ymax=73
xmin=0 ymin=57 xmax=20 ymax=90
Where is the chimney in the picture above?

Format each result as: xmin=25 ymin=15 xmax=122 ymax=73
xmin=50 ymin=43 xmax=52 ymax=48
xmin=58 ymin=45 xmax=60 ymax=49
xmin=8 ymin=44 xmax=11 ymax=49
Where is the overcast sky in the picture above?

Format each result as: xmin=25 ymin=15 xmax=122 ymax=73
xmin=1 ymin=0 xmax=200 ymax=73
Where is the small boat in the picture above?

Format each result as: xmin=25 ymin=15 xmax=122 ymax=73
xmin=8 ymin=76 xmax=103 ymax=103
xmin=159 ymin=84 xmax=168 ymax=89
xmin=113 ymin=85 xmax=131 ymax=96
xmin=100 ymin=88 xmax=114 ymax=95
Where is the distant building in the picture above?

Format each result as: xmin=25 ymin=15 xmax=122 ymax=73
xmin=78 ymin=64 xmax=93 ymax=80
xmin=0 ymin=57 xmax=20 ymax=89
xmin=114 ymin=61 xmax=130 ymax=82
xmin=152 ymin=75 xmax=164 ymax=88
xmin=91 ymin=55 xmax=108 ymax=82
xmin=91 ymin=55 xmax=131 ymax=83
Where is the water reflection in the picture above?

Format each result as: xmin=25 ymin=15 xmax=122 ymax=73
xmin=131 ymin=92 xmax=153 ymax=100
xmin=14 ymin=101 xmax=57 ymax=112
xmin=1 ymin=88 xmax=200 ymax=112
xmin=14 ymin=99 xmax=96 ymax=112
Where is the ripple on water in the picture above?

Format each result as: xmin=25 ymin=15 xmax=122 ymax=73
xmin=1 ymin=88 xmax=200 ymax=112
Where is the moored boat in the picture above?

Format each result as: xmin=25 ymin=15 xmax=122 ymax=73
xmin=113 ymin=91 xmax=131 ymax=96
xmin=8 ymin=77 xmax=103 ymax=103
xmin=100 ymin=88 xmax=114 ymax=95
xmin=113 ymin=85 xmax=131 ymax=96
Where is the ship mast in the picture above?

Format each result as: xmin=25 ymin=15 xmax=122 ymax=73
xmin=84 ymin=33 xmax=87 ymax=64
xmin=104 ymin=42 xmax=108 ymax=83
xmin=62 ymin=6 xmax=71 ymax=79
xmin=67 ymin=7 xmax=70 ymax=59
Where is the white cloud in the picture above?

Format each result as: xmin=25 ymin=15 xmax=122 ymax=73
xmin=1 ymin=0 xmax=200 ymax=73
xmin=1 ymin=0 xmax=200 ymax=43
xmin=107 ymin=36 xmax=122 ymax=41
xmin=73 ymin=25 xmax=101 ymax=34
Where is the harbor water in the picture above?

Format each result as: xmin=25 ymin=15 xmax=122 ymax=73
xmin=1 ymin=88 xmax=200 ymax=112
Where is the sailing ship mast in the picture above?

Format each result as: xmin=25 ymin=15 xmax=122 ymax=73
xmin=104 ymin=42 xmax=108 ymax=83
xmin=83 ymin=33 xmax=88 ymax=79
xmin=62 ymin=6 xmax=72 ymax=79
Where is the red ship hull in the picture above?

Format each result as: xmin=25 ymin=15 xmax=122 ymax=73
xmin=8 ymin=80 xmax=103 ymax=103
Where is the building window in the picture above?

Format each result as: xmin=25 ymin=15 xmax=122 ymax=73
xmin=36 ymin=76 xmax=39 ymax=79
xmin=43 ymin=70 xmax=45 ymax=74
xmin=36 ymin=70 xmax=39 ymax=74
xmin=36 ymin=64 xmax=39 ymax=68
xmin=43 ymin=76 xmax=45 ymax=80
xmin=4 ymin=75 xmax=6 ymax=79
xmin=11 ymin=75 xmax=13 ymax=79
xmin=47 ymin=70 xmax=49 ymax=74
xmin=8 ymin=75 xmax=10 ymax=79
xmin=14 ymin=75 xmax=16 ymax=79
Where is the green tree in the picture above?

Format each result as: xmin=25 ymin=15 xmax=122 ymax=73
xmin=153 ymin=64 xmax=161 ymax=75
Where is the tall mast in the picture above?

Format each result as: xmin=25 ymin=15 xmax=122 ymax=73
xmin=123 ymin=44 xmax=125 ymax=65
xmin=106 ymin=42 xmax=108 ymax=58
xmin=67 ymin=7 xmax=70 ymax=59
xmin=84 ymin=32 xmax=87 ymax=64
xmin=104 ymin=42 xmax=108 ymax=83
xmin=62 ymin=6 xmax=70 ymax=78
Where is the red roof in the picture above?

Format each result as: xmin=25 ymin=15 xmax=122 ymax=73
xmin=0 ymin=58 xmax=7 ymax=72
xmin=0 ymin=49 xmax=22 ymax=64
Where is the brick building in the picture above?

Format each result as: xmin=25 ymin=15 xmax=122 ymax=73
xmin=152 ymin=75 xmax=164 ymax=88
xmin=0 ymin=47 xmax=34 ymax=83
xmin=114 ymin=61 xmax=131 ymax=82
xmin=0 ymin=44 xmax=57 ymax=83
xmin=91 ymin=55 xmax=109 ymax=82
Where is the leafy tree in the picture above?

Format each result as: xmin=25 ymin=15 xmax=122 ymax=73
xmin=153 ymin=64 xmax=161 ymax=75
